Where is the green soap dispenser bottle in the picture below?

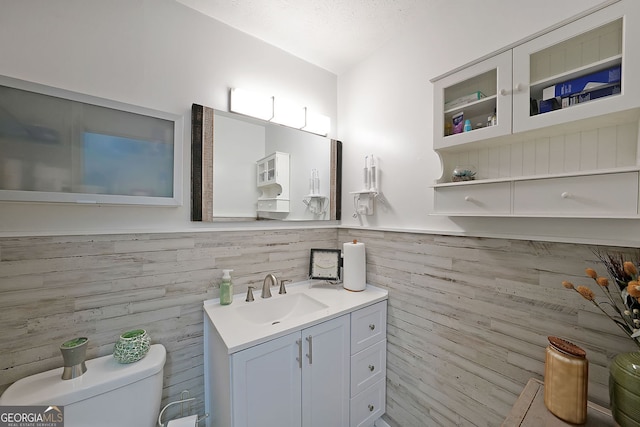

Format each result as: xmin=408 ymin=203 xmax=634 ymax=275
xmin=220 ymin=269 xmax=234 ymax=305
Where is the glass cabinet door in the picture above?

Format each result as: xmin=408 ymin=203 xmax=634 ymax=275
xmin=433 ymin=50 xmax=512 ymax=150
xmin=512 ymin=1 xmax=639 ymax=133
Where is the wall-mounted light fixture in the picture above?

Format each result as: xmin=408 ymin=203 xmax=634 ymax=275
xmin=229 ymin=88 xmax=274 ymax=121
xmin=271 ymin=98 xmax=306 ymax=128
xmin=229 ymin=88 xmax=331 ymax=136
xmin=302 ymin=109 xmax=331 ymax=136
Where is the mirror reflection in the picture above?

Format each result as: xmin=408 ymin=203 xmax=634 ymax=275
xmin=197 ymin=108 xmax=340 ymax=221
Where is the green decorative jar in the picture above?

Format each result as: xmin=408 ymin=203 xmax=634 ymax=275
xmin=610 ymin=351 xmax=640 ymax=427
xmin=113 ymin=329 xmax=150 ymax=364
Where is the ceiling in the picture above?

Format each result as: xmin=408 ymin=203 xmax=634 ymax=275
xmin=174 ymin=0 xmax=425 ymax=74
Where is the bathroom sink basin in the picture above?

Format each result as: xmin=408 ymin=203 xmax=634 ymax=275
xmin=235 ymin=293 xmax=328 ymax=325
xmin=203 ymin=280 xmax=388 ymax=353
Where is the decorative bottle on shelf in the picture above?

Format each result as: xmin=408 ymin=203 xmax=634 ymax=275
xmin=219 ymin=269 xmax=234 ymax=305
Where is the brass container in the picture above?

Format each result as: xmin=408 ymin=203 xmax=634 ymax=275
xmin=544 ymin=336 xmax=588 ymax=424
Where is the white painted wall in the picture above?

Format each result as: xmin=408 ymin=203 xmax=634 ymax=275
xmin=0 ymin=0 xmax=336 ymax=235
xmin=338 ymin=0 xmax=640 ymax=246
xmin=3 ymin=0 xmax=639 ymax=245
xmin=213 ymin=114 xmax=264 ymax=218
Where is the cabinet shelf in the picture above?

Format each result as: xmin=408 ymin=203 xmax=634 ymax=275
xmin=529 ymin=54 xmax=622 ymax=95
xmin=433 ymin=165 xmax=640 ymax=188
xmin=444 ymin=94 xmax=497 ymax=115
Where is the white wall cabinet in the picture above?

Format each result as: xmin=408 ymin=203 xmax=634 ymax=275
xmin=257 ymin=151 xmax=290 ymax=213
xmin=432 ymin=0 xmax=640 ymax=218
xmin=206 ymin=300 xmax=388 ymax=427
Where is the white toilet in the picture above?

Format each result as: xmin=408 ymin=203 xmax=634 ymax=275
xmin=0 ymin=343 xmax=166 ymax=427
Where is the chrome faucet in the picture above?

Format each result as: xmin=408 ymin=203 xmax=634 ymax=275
xmin=261 ymin=273 xmax=278 ymax=298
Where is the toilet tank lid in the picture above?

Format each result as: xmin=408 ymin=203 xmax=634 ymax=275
xmin=0 ymin=344 xmax=166 ymax=406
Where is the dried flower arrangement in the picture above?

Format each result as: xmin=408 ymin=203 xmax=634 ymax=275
xmin=562 ymin=251 xmax=640 ymax=349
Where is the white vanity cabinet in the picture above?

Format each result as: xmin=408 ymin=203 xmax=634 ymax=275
xmin=204 ymin=295 xmax=388 ymax=427
xmin=432 ymin=0 xmax=640 ymax=218
xmin=231 ymin=315 xmax=350 ymax=427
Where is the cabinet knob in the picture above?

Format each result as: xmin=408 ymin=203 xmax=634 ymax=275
xmin=561 ymin=192 xmax=572 ymax=199
xmin=464 ymin=196 xmax=472 ymax=202
xmin=369 ymin=364 xmax=375 ymax=372
xmin=500 ymin=84 xmax=525 ymax=96
xmin=368 ymin=404 xmax=375 ymax=412
xmin=369 ymin=324 xmax=376 ymax=331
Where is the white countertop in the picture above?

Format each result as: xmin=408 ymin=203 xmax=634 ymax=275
xmin=203 ymin=280 xmax=388 ymax=353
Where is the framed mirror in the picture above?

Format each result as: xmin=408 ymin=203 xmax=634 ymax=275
xmin=191 ymin=104 xmax=341 ymax=222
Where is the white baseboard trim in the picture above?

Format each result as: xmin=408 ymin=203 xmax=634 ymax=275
xmin=374 ymin=418 xmax=391 ymax=427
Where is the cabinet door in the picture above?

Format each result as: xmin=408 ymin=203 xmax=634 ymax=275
xmin=513 ymin=1 xmax=640 ymax=133
xmin=302 ymin=315 xmax=350 ymax=427
xmin=231 ymin=331 xmax=302 ymax=427
xmin=433 ymin=50 xmax=513 ymax=150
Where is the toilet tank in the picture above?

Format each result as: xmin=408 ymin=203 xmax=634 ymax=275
xmin=0 ymin=344 xmax=166 ymax=427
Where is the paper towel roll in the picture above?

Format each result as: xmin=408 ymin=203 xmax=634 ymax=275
xmin=167 ymin=415 xmax=198 ymax=427
xmin=343 ymin=240 xmax=366 ymax=291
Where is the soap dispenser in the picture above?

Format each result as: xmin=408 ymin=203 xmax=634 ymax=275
xmin=220 ymin=269 xmax=234 ymax=305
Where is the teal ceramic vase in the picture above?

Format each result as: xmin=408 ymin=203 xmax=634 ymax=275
xmin=610 ymin=351 xmax=640 ymax=427
xmin=113 ymin=329 xmax=150 ymax=364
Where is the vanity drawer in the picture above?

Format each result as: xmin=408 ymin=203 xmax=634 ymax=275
xmin=350 ymin=379 xmax=386 ymax=427
xmin=351 ymin=301 xmax=387 ymax=355
xmin=513 ymin=172 xmax=638 ymax=217
xmin=351 ymin=339 xmax=386 ymax=397
xmin=434 ymin=182 xmax=511 ymax=215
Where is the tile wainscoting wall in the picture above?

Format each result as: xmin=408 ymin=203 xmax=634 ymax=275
xmin=337 ymin=229 xmax=639 ymax=427
xmin=0 ymin=228 xmax=338 ymax=418
xmin=1 ymin=227 xmax=638 ymax=426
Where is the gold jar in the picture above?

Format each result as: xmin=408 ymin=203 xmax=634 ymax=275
xmin=544 ymin=336 xmax=588 ymax=424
